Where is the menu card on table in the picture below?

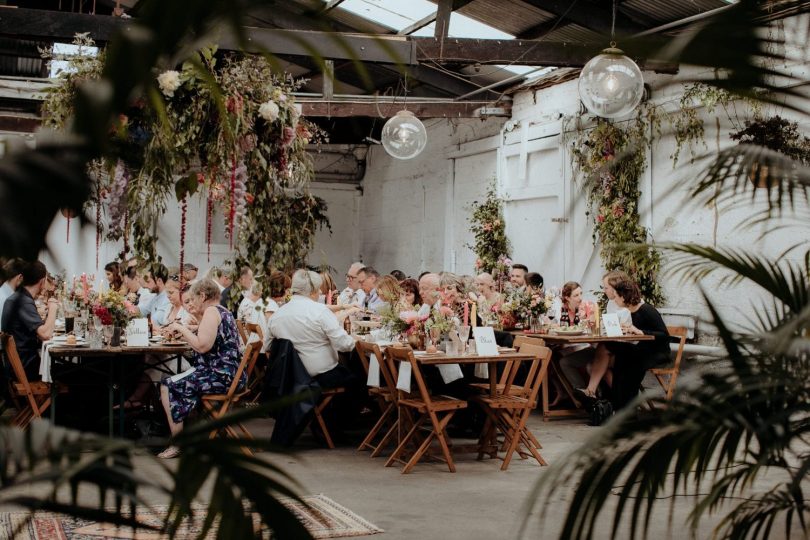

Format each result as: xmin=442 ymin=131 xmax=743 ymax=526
xmin=601 ymin=313 xmax=623 ymax=337
xmin=126 ymin=318 xmax=149 ymax=346
xmin=472 ymin=327 xmax=499 ymax=356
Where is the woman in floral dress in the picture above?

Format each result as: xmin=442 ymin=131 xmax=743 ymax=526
xmin=158 ymin=278 xmax=244 ymax=458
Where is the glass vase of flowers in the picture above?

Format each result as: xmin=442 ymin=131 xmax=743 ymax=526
xmin=93 ymin=290 xmax=139 ymax=345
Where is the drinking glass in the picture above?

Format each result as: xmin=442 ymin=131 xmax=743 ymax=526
xmin=102 ymin=325 xmax=114 ymax=346
xmin=93 ymin=316 xmax=103 ymax=334
xmin=467 ymin=339 xmax=477 ymax=355
xmin=458 ymin=325 xmax=471 ymax=343
xmin=74 ymin=319 xmax=86 ymax=340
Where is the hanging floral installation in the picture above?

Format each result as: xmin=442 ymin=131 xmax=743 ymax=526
xmin=41 ymin=35 xmax=330 ymax=274
xmin=569 ymin=111 xmax=665 ymax=306
xmin=467 ymin=181 xmax=511 ymax=275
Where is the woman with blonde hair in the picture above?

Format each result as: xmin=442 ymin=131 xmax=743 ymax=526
xmin=376 ymin=275 xmax=401 ymax=306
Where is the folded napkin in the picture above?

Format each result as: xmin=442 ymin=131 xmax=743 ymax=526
xmin=437 ymin=363 xmax=463 ymax=384
xmin=39 ymin=340 xmax=54 ymax=383
xmin=366 ymin=353 xmax=381 ymax=387
xmin=474 ymin=362 xmax=489 ymax=379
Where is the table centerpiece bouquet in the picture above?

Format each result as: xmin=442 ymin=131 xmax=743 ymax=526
xmin=93 ymin=290 xmax=139 ymax=327
xmin=500 ymin=287 xmax=549 ymax=328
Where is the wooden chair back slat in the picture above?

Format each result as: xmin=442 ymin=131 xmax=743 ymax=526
xmin=517 ymin=343 xmax=553 ymax=405
xmin=236 ymin=320 xmax=248 ymax=345
xmin=225 ymin=340 xmax=260 ymax=401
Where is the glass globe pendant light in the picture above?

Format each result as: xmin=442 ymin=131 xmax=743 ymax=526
xmin=381 ymin=110 xmax=428 ymax=160
xmin=577 ymin=0 xmax=644 ymax=119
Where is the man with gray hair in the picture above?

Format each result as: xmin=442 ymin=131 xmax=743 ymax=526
xmin=338 ymin=262 xmax=366 ymax=307
xmin=418 ymin=272 xmax=442 ymax=316
xmin=268 ymin=269 xmax=357 ymax=385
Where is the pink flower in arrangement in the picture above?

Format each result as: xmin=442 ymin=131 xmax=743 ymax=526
xmin=613 ymin=206 xmax=625 ymax=217
xmin=439 ymin=306 xmax=454 ymax=317
xmin=123 ymin=301 xmax=139 ymax=315
xmin=197 ymin=172 xmax=206 ymax=184
xmin=399 ymin=311 xmax=419 ymax=324
xmin=245 ymin=193 xmax=255 ymax=204
xmin=475 ymin=259 xmax=483 ymax=269
xmin=282 ymin=126 xmax=296 ymax=147
xmin=597 ymin=214 xmax=605 ymax=223
xmin=482 ymin=223 xmax=493 ymax=232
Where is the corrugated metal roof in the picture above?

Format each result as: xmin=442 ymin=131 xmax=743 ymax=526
xmin=456 ymin=0 xmax=554 ymax=37
xmin=621 ymin=0 xmax=730 ymax=25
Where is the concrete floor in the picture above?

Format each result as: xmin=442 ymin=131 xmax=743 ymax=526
xmin=1 ymin=412 xmax=803 ymax=539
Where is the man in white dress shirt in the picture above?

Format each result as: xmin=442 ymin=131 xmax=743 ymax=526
xmin=337 ymin=262 xmax=366 ymax=307
xmin=356 ymin=266 xmax=386 ymax=314
xmin=268 ymin=269 xmax=357 ymax=388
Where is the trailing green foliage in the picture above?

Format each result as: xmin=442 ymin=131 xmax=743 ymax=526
xmin=466 ymin=181 xmax=511 ymax=274
xmin=570 ymin=115 xmax=665 ymax=306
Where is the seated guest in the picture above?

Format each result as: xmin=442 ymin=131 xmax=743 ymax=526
xmin=264 ymin=270 xmax=290 ymax=319
xmin=121 ymin=265 xmax=141 ymax=303
xmin=238 ymin=281 xmax=269 ymax=353
xmin=1 ymin=261 xmax=59 ymax=380
xmin=139 ymin=263 xmax=172 ymax=328
xmin=376 ymin=275 xmax=401 ymax=309
xmin=158 ymin=279 xmax=244 ymax=458
xmin=338 ymin=262 xmax=366 ymax=307
xmin=440 ymin=273 xmax=465 ymax=318
xmin=104 ymin=261 xmax=124 ymax=294
xmin=581 ymin=279 xmax=669 ymax=411
xmin=267 ymin=269 xmax=357 ymax=388
xmin=564 ymin=270 xmax=632 ymax=392
xmin=319 ymin=271 xmax=338 ymax=305
xmin=510 ymin=264 xmax=529 ymax=290
xmin=182 ymin=263 xmax=198 ymax=283
xmin=471 ymin=272 xmax=502 ymax=314
xmin=356 ymin=266 xmax=385 ymax=314
xmin=399 ymin=278 xmax=421 ymax=309
xmin=122 ymin=277 xmax=193 ymax=409
xmin=0 ymin=258 xmax=25 ymax=339
xmin=390 ymin=269 xmax=406 ymax=281
xmin=418 ymin=273 xmax=441 ymax=314
xmin=526 ymin=272 xmax=544 ymax=295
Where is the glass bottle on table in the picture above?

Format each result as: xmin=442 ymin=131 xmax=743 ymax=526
xmin=560 ymin=309 xmax=570 ymax=328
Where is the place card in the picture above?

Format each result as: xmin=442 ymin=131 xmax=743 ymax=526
xmin=367 ymin=353 xmax=381 ymax=388
xmin=437 ymin=363 xmax=463 ymax=384
xmin=602 ymin=313 xmax=623 ymax=337
xmin=126 ymin=318 xmax=149 ymax=347
xmin=473 ymin=326 xmax=499 ymax=356
xmin=396 ymin=360 xmax=411 ymax=393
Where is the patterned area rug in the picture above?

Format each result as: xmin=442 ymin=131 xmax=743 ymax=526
xmin=0 ymin=494 xmax=383 ymax=539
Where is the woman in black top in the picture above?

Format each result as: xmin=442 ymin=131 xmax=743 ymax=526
xmin=605 ymin=279 xmax=670 ymax=410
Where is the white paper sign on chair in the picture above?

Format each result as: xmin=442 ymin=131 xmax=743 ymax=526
xmin=473 ymin=326 xmax=499 ymax=356
xmin=126 ymin=318 xmax=149 ymax=346
xmin=601 ymin=313 xmax=623 ymax=337
xmin=396 ymin=360 xmax=411 ymax=393
xmin=367 ymin=353 xmax=381 ymax=388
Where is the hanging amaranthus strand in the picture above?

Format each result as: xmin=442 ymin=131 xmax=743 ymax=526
xmin=229 ymin=156 xmax=236 ymax=250
xmin=123 ymin=205 xmax=129 ymax=257
xmin=180 ymin=194 xmax=187 ymax=295
xmin=206 ymin=195 xmax=213 ymax=263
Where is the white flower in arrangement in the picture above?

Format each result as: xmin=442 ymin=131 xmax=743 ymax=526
xmin=271 ymin=87 xmax=284 ymax=101
xmin=258 ymin=100 xmax=280 ymax=122
xmin=290 ymin=106 xmax=300 ymax=127
xmin=157 ymin=70 xmax=182 ymax=97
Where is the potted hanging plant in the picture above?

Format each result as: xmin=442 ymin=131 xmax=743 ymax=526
xmin=729 ymin=115 xmax=810 ymax=188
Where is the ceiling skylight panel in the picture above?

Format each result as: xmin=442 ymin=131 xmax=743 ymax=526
xmin=335 ymin=0 xmax=437 ymax=31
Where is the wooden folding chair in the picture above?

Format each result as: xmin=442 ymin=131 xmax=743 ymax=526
xmin=385 ymin=346 xmax=467 ymax=474
xmin=469 ymin=335 xmax=545 ymax=398
xmin=475 ymin=342 xmax=552 ymax=470
xmin=200 ymin=340 xmax=261 ymax=455
xmin=646 ymin=325 xmax=688 ymax=402
xmin=355 ymin=341 xmax=398 ymax=456
xmin=242 ymin=322 xmax=266 ymax=402
xmin=308 ymin=385 xmax=346 ymax=449
xmin=0 ymin=333 xmax=67 ymax=428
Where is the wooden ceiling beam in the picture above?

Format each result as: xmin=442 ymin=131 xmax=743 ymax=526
xmin=0 ymin=8 xmax=676 ymax=72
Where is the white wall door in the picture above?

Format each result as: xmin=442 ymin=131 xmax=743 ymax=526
xmin=500 ymin=121 xmax=598 ymax=293
xmin=449 ymin=139 xmax=500 ymax=274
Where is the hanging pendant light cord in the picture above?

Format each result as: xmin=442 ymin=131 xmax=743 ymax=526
xmin=611 ymin=0 xmax=617 ymax=48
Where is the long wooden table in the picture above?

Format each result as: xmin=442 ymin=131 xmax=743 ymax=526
xmin=47 ymin=343 xmax=192 ymax=436
xmin=511 ymin=332 xmax=654 ymax=419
